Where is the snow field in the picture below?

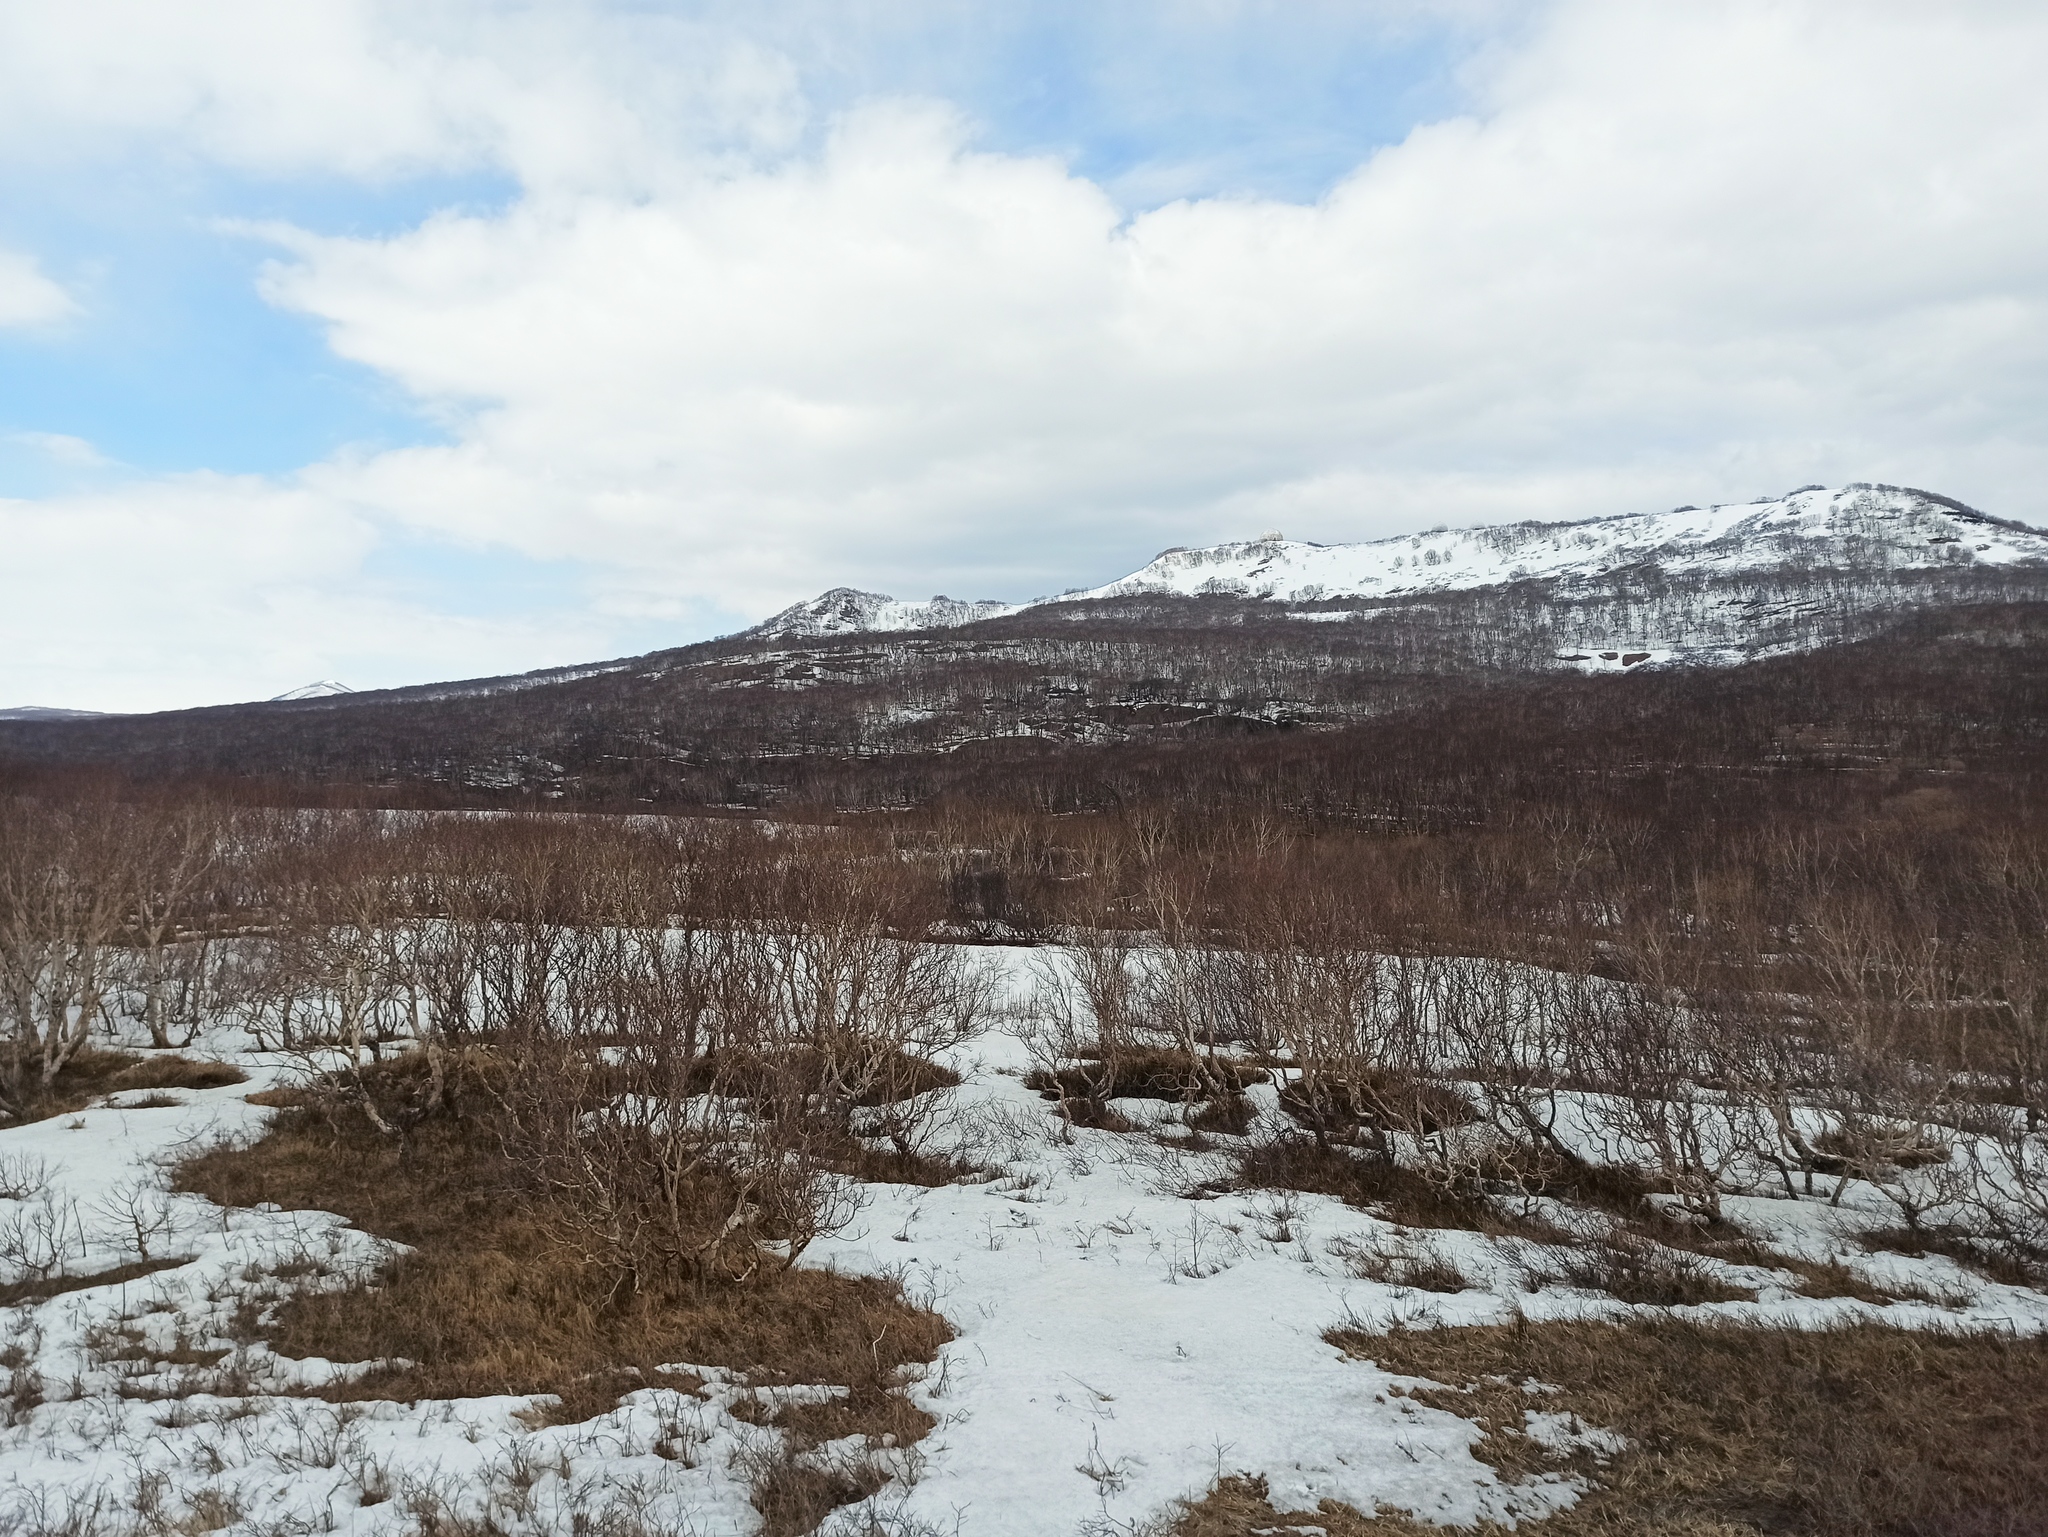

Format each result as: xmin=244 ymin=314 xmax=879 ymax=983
xmin=747 ymin=485 xmax=2048 ymax=641
xmin=3 ymin=946 xmax=2045 ymax=1536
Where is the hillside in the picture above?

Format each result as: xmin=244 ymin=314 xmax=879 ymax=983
xmin=4 ymin=484 xmax=2045 ymax=806
xmin=745 ymin=483 xmax=2048 ymax=651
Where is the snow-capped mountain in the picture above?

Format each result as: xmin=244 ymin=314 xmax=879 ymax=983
xmin=742 ymin=485 xmax=2048 ymax=640
xmin=745 ymin=588 xmax=1016 ymax=639
xmin=1069 ymin=485 xmax=2044 ymax=605
xmin=270 ymin=680 xmax=356 ymax=701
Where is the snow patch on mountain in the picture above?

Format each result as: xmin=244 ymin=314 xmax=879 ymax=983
xmin=1067 ymin=485 xmax=2047 ymax=606
xmin=745 ymin=588 xmax=1017 ymax=639
xmin=270 ymin=680 xmax=356 ymax=701
xmin=741 ymin=486 xmax=2048 ymax=640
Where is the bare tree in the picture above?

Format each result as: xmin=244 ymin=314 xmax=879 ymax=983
xmin=0 ymin=793 xmax=135 ymax=1120
xmin=1025 ymin=926 xmax=1147 ymax=1134
xmin=1575 ymin=933 xmax=1765 ymax=1223
xmin=1790 ymin=892 xmax=1978 ymax=1231
xmin=1954 ymin=838 xmax=2048 ymax=1252
xmin=122 ymin=792 xmax=228 ymax=1049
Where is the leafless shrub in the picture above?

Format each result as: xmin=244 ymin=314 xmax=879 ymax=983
xmin=1523 ymin=1230 xmax=1757 ymax=1306
xmin=0 ymin=1486 xmax=118 ymax=1537
xmin=1025 ymin=932 xmax=1146 ymax=1137
xmin=1329 ymin=1234 xmax=1471 ymax=1294
xmin=1787 ymin=895 xmax=1981 ymax=1230
xmin=1557 ymin=936 xmax=1767 ymax=1224
xmin=0 ymin=1150 xmax=50 ymax=1200
xmin=732 ymin=1432 xmax=894 ymax=1537
xmin=92 ymin=1176 xmax=177 ymax=1262
xmin=0 ymin=794 xmax=136 ymax=1122
xmin=0 ymin=1191 xmax=87 ymax=1284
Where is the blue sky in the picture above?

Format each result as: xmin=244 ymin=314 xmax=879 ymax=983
xmin=3 ymin=2 xmax=2044 ymax=711
xmin=0 ymin=6 xmax=1466 ymax=490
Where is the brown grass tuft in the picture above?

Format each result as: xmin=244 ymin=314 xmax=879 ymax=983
xmin=1333 ymin=1236 xmax=1472 ymax=1294
xmin=1026 ymin=1046 xmax=1266 ymax=1105
xmin=115 ymin=1090 xmax=186 ymax=1109
xmin=1232 ymin=1136 xmax=1565 ymax=1239
xmin=1858 ymin=1224 xmax=2048 ymax=1291
xmin=1312 ymin=1315 xmax=2048 ymax=1537
xmin=0 ymin=1255 xmax=192 ymax=1308
xmin=1166 ymin=1474 xmax=1439 ymax=1536
xmin=0 ymin=1047 xmax=143 ymax=1125
xmin=110 ymin=1056 xmax=249 ymax=1092
xmin=1533 ymin=1234 xmax=1757 ymax=1306
xmin=174 ymin=1093 xmax=953 ymax=1426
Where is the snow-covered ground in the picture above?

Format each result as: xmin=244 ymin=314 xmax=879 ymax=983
xmin=4 ymin=946 xmax=2044 ymax=1537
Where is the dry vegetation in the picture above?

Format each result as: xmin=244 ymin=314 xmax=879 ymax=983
xmin=1164 ymin=1324 xmax=2048 ymax=1536
xmin=1258 ymin=1317 xmax=2048 ymax=1537
xmin=4 ymin=609 xmax=2048 ymax=1535
xmin=175 ymin=1059 xmax=951 ymax=1430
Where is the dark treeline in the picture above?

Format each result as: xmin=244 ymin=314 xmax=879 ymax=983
xmin=1 ymin=581 xmax=2041 ymax=807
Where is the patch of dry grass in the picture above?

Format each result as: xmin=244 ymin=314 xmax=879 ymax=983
xmin=1858 ymin=1224 xmax=2048 ymax=1291
xmin=0 ymin=1255 xmax=192 ymax=1308
xmin=1231 ymin=1136 xmax=1569 ymax=1240
xmin=1331 ymin=1234 xmax=1473 ymax=1294
xmin=1278 ymin=1314 xmax=2048 ymax=1537
xmin=1274 ymin=1070 xmax=1476 ymax=1139
xmin=109 ymin=1056 xmax=249 ymax=1092
xmin=174 ymin=1081 xmax=953 ymax=1446
xmin=1166 ymin=1474 xmax=1443 ymax=1537
xmin=0 ymin=1047 xmax=142 ymax=1125
xmin=1769 ymin=1255 xmax=1901 ymax=1305
xmin=1527 ymin=1234 xmax=1758 ymax=1307
xmin=0 ymin=1050 xmax=244 ymax=1126
xmin=1026 ymin=1047 xmax=1268 ymax=1104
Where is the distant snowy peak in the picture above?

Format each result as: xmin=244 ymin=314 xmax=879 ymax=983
xmin=270 ymin=680 xmax=356 ymax=701
xmin=745 ymin=588 xmax=1017 ymax=639
xmin=0 ymin=705 xmax=108 ymax=721
xmin=740 ymin=486 xmax=2048 ymax=640
xmin=1067 ymin=485 xmax=2048 ymax=606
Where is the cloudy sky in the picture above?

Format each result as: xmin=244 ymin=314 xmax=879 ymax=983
xmin=2 ymin=1 xmax=2044 ymax=712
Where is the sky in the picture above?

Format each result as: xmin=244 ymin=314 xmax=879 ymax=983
xmin=2 ymin=1 xmax=2045 ymax=713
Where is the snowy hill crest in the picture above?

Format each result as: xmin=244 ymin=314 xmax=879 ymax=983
xmin=744 ymin=485 xmax=2048 ymax=640
xmin=745 ymin=588 xmax=1017 ymax=639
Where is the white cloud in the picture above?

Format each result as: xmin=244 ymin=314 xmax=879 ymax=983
xmin=0 ymin=0 xmax=804 ymax=190
xmin=3 ymin=0 xmax=2047 ymax=709
xmin=0 ymin=474 xmax=627 ymax=713
xmin=247 ymin=1 xmax=2048 ymax=606
xmin=0 ymin=247 xmax=75 ymax=327
xmin=4 ymin=431 xmax=105 ymax=467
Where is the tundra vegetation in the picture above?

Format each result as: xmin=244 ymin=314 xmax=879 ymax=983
xmin=3 ymin=605 xmax=2048 ymax=1533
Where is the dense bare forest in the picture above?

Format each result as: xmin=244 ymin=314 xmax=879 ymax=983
xmin=6 ymin=750 xmax=2046 ymax=1243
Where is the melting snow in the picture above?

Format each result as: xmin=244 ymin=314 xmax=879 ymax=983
xmin=4 ymin=946 xmax=2043 ymax=1535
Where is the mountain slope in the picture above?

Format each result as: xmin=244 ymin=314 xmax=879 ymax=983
xmin=750 ymin=484 xmax=2047 ymax=640
xmin=1068 ymin=485 xmax=2043 ymax=603
xmin=4 ymin=483 xmax=2046 ymax=803
xmin=745 ymin=588 xmax=1017 ymax=639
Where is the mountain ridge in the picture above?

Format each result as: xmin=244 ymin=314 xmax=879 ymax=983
xmin=742 ymin=483 xmax=2047 ymax=641
xmin=6 ymin=482 xmax=2048 ymax=804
